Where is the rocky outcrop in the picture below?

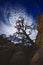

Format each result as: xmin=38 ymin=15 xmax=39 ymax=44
xmin=30 ymin=45 xmax=43 ymax=65
xmin=10 ymin=51 xmax=25 ymax=65
xmin=35 ymin=13 xmax=43 ymax=47
xmin=30 ymin=13 xmax=43 ymax=65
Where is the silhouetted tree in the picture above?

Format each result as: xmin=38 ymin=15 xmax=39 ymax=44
xmin=15 ymin=16 xmax=36 ymax=46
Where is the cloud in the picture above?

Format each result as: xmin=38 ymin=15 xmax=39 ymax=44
xmin=0 ymin=6 xmax=38 ymax=40
xmin=29 ymin=29 xmax=38 ymax=40
xmin=0 ymin=22 xmax=17 ymax=36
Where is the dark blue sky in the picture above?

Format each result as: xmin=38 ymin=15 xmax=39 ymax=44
xmin=0 ymin=0 xmax=43 ymax=27
xmin=0 ymin=0 xmax=43 ymax=17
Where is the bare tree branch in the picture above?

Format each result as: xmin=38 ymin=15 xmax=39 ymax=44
xmin=15 ymin=16 xmax=36 ymax=46
xmin=21 ymin=28 xmax=35 ymax=46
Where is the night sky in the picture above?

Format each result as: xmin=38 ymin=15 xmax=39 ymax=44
xmin=0 ymin=0 xmax=43 ymax=40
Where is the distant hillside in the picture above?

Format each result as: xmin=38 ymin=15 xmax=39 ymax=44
xmin=0 ymin=34 xmax=14 ymax=46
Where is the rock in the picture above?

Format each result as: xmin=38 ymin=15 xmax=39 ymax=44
xmin=10 ymin=51 xmax=26 ymax=65
xmin=0 ymin=46 xmax=15 ymax=65
xmin=30 ymin=46 xmax=43 ymax=65
xmin=35 ymin=13 xmax=43 ymax=47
